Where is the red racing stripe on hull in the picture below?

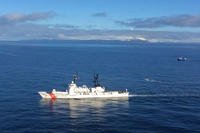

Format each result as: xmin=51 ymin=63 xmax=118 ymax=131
xmin=49 ymin=93 xmax=56 ymax=99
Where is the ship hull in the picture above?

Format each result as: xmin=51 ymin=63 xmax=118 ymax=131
xmin=38 ymin=91 xmax=129 ymax=99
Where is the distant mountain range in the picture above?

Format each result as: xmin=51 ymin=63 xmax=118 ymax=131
xmin=1 ymin=29 xmax=200 ymax=43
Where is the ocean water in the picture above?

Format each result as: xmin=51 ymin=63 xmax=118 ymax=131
xmin=0 ymin=41 xmax=200 ymax=133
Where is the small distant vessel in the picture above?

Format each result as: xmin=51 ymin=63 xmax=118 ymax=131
xmin=177 ymin=57 xmax=187 ymax=61
xmin=38 ymin=74 xmax=129 ymax=99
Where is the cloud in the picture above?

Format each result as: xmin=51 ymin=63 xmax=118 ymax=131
xmin=92 ymin=12 xmax=107 ymax=17
xmin=0 ymin=11 xmax=56 ymax=25
xmin=116 ymin=14 xmax=200 ymax=28
xmin=1 ymin=12 xmax=200 ymax=42
xmin=51 ymin=24 xmax=79 ymax=29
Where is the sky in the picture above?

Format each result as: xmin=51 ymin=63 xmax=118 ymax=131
xmin=1 ymin=0 xmax=200 ymax=42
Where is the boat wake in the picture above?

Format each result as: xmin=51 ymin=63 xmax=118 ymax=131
xmin=144 ymin=78 xmax=161 ymax=83
xmin=129 ymin=94 xmax=200 ymax=98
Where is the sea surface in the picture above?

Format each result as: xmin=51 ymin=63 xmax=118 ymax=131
xmin=0 ymin=41 xmax=200 ymax=133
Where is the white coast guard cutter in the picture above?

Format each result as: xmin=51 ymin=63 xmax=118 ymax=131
xmin=38 ymin=74 xmax=129 ymax=99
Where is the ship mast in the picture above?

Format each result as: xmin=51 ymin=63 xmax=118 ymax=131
xmin=73 ymin=73 xmax=78 ymax=84
xmin=93 ymin=73 xmax=101 ymax=87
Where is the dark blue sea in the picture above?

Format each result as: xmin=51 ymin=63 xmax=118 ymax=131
xmin=0 ymin=41 xmax=200 ymax=133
